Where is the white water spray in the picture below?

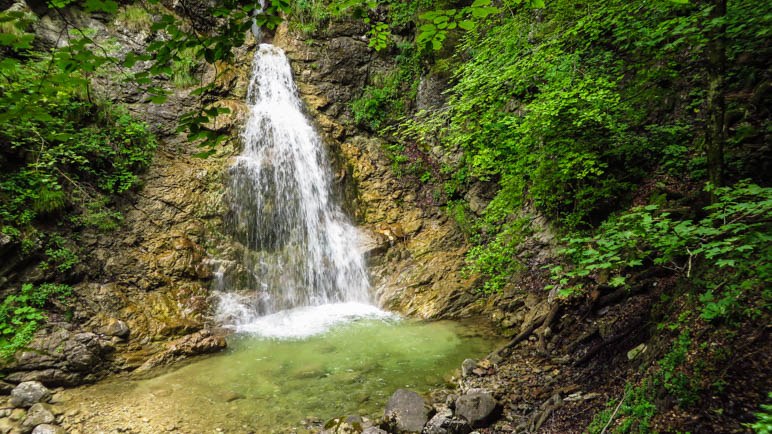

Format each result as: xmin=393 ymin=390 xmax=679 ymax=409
xmin=215 ymin=44 xmax=381 ymax=335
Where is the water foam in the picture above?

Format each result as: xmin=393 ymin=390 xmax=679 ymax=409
xmin=229 ymin=302 xmax=396 ymax=339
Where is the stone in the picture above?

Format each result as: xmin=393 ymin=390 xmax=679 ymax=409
xmin=461 ymin=359 xmax=478 ymax=378
xmin=22 ymin=403 xmax=55 ymax=430
xmin=0 ymin=418 xmax=16 ymax=434
xmin=362 ymin=428 xmax=387 ymax=434
xmin=627 ymin=343 xmax=647 ymax=361
xmin=101 ymin=318 xmax=130 ymax=338
xmin=454 ymin=391 xmax=498 ymax=428
xmin=0 ymin=380 xmax=15 ymax=395
xmin=384 ymin=389 xmax=429 ymax=433
xmin=9 ymin=408 xmax=26 ymax=421
xmin=424 ymin=406 xmax=472 ymax=434
xmin=136 ymin=329 xmax=227 ymax=372
xmin=10 ymin=382 xmax=51 ymax=408
xmin=31 ymin=425 xmax=66 ymax=434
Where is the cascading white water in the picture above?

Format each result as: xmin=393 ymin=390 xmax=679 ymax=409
xmin=215 ymin=44 xmax=383 ymax=334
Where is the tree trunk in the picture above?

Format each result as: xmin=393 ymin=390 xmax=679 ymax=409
xmin=705 ymin=0 xmax=727 ymax=195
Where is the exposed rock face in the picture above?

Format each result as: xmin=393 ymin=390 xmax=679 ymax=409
xmin=9 ymin=382 xmax=51 ymax=408
xmin=0 ymin=3 xmax=250 ymax=385
xmin=384 ymin=389 xmax=430 ymax=433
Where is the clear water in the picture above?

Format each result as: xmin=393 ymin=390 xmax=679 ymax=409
xmin=64 ymin=317 xmax=500 ymax=433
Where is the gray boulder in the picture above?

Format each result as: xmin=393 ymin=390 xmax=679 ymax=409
xmin=454 ymin=391 xmax=497 ymax=428
xmin=22 ymin=403 xmax=55 ymax=431
xmin=423 ymin=407 xmax=472 ymax=434
xmin=384 ymin=389 xmax=430 ymax=433
xmin=9 ymin=382 xmax=51 ymax=408
xmin=362 ymin=428 xmax=388 ymax=434
xmin=32 ymin=425 xmax=67 ymax=434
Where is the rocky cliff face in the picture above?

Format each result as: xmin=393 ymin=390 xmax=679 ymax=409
xmin=2 ymin=11 xmax=494 ymax=386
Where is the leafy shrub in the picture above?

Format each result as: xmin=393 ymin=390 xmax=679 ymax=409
xmin=548 ymin=181 xmax=771 ymax=313
xmin=747 ymin=393 xmax=772 ymax=434
xmin=0 ymin=283 xmax=72 ymax=359
xmin=0 ymin=59 xmax=156 ymax=235
xmin=587 ymin=382 xmax=657 ymax=434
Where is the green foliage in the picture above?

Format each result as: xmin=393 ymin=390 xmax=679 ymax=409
xmin=114 ymin=4 xmax=153 ymax=32
xmin=0 ymin=283 xmax=72 ymax=359
xmin=170 ymin=46 xmax=199 ymax=88
xmin=40 ymin=235 xmax=79 ymax=273
xmin=548 ymin=182 xmax=772 ymax=311
xmin=0 ymin=57 xmax=156 ymax=234
xmin=351 ymin=43 xmax=421 ymax=132
xmin=587 ymin=382 xmax=657 ymax=434
xmin=746 ymin=393 xmax=772 ymax=434
xmin=657 ymin=330 xmax=701 ymax=407
xmin=465 ymin=219 xmax=530 ymax=293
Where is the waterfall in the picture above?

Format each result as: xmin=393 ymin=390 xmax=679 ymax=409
xmin=214 ymin=44 xmax=381 ymax=335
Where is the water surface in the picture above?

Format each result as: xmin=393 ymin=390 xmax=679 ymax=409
xmin=63 ymin=315 xmax=499 ymax=433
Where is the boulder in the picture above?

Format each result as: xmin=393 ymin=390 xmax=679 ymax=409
xmin=362 ymin=428 xmax=387 ymax=434
xmin=424 ymin=407 xmax=472 ymax=434
xmin=454 ymin=391 xmax=498 ymax=428
xmin=101 ymin=318 xmax=130 ymax=338
xmin=9 ymin=382 xmax=51 ymax=408
xmin=31 ymin=425 xmax=66 ymax=434
xmin=384 ymin=389 xmax=429 ymax=433
xmin=136 ymin=329 xmax=227 ymax=372
xmin=21 ymin=403 xmax=55 ymax=431
xmin=461 ymin=359 xmax=478 ymax=378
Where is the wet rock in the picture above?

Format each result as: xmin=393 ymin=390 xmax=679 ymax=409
xmin=21 ymin=403 xmax=55 ymax=431
xmin=10 ymin=382 xmax=51 ymax=408
xmin=31 ymin=425 xmax=66 ymax=434
xmin=136 ymin=329 xmax=227 ymax=372
xmin=384 ymin=389 xmax=429 ymax=433
xmin=454 ymin=391 xmax=497 ymax=428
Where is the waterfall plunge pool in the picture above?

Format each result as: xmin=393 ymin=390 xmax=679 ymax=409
xmin=60 ymin=306 xmax=502 ymax=433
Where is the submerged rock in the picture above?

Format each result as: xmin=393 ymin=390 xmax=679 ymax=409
xmin=10 ymin=381 xmax=51 ymax=408
xmin=384 ymin=389 xmax=429 ymax=433
xmin=454 ymin=391 xmax=497 ymax=428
